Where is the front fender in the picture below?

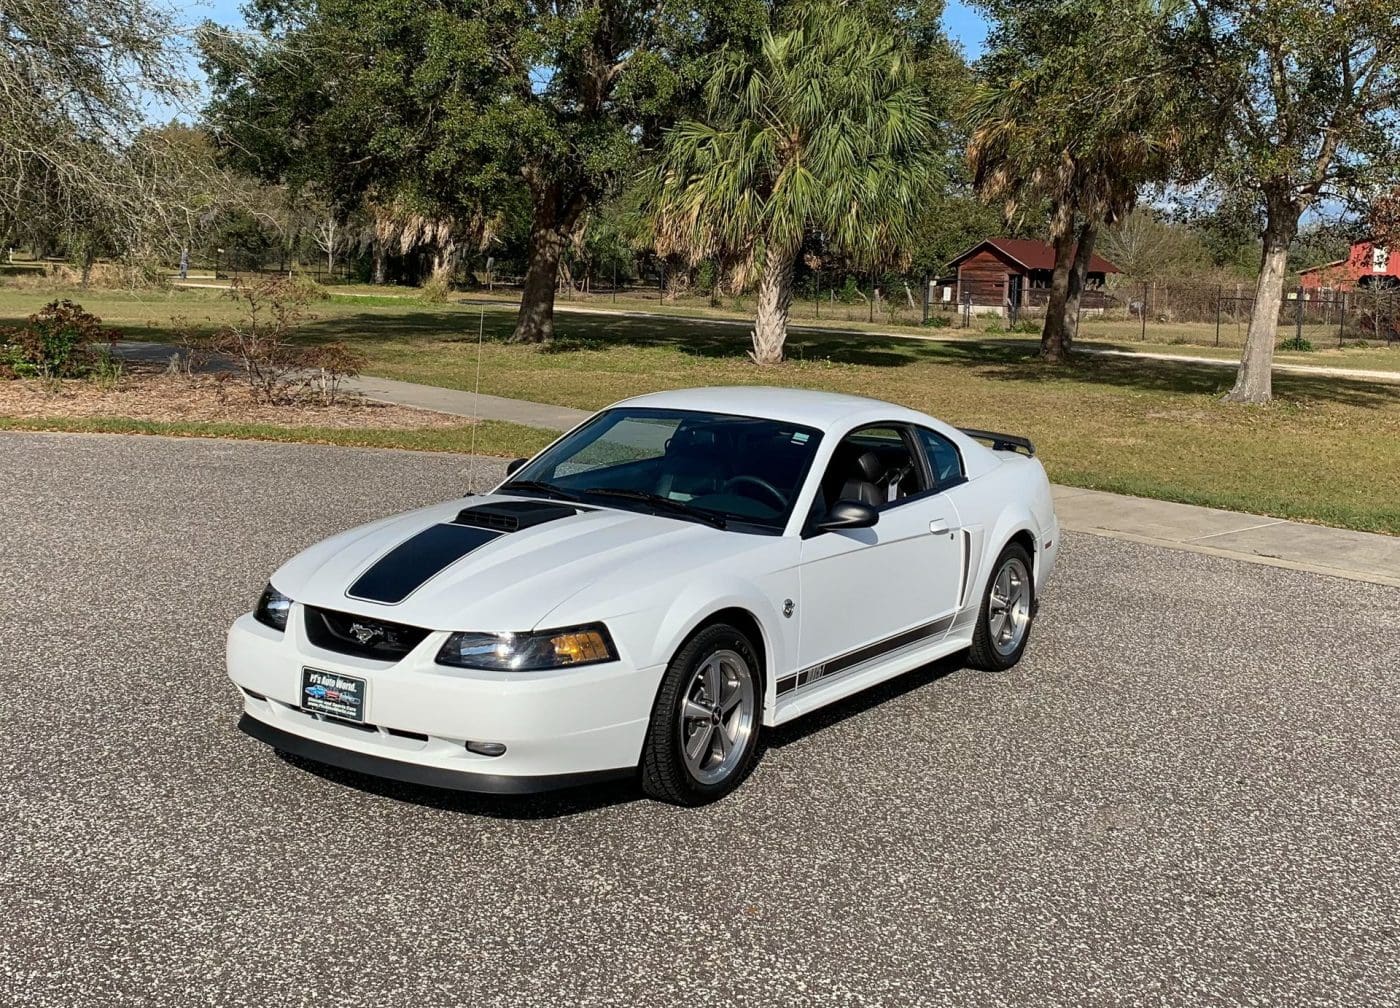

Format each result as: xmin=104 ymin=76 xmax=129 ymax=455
xmin=567 ymin=567 xmax=798 ymax=726
xmin=978 ymin=503 xmax=1044 ymax=599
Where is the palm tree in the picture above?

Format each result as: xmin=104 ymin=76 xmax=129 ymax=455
xmin=648 ymin=3 xmax=940 ymax=365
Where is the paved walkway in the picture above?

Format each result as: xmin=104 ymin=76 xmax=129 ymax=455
xmin=112 ymin=340 xmax=1397 ymax=586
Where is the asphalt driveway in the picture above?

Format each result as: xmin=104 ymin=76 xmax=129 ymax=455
xmin=2 ymin=432 xmax=1397 ymax=1007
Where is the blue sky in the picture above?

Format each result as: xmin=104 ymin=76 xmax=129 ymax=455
xmin=942 ymin=0 xmax=989 ymax=57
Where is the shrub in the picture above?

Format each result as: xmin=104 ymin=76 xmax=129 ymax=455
xmin=922 ymin=315 xmax=951 ymax=329
xmin=285 ymin=273 xmax=331 ymax=301
xmin=420 ymin=271 xmax=452 ymax=303
xmin=300 ymin=342 xmax=368 ymax=404
xmin=0 ymin=300 xmax=116 ymax=379
xmin=198 ymin=278 xmax=320 ymax=403
xmin=985 ymin=318 xmax=1039 ymax=335
xmin=191 ymin=278 xmax=367 ymax=405
xmin=1278 ymin=334 xmax=1314 ymax=352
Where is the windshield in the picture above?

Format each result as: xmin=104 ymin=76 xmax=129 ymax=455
xmin=504 ymin=407 xmax=824 ymax=533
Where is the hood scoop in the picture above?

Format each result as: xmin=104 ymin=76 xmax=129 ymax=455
xmin=455 ymin=499 xmax=580 ymax=533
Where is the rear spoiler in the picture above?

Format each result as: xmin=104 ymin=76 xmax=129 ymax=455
xmin=957 ymin=427 xmax=1036 ymax=457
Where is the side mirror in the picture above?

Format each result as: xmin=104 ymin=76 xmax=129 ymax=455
xmin=505 ymin=457 xmax=528 ymax=476
xmin=814 ymin=500 xmax=879 ymax=532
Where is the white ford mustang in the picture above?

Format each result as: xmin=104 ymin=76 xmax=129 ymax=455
xmin=228 ymin=387 xmax=1059 ymax=804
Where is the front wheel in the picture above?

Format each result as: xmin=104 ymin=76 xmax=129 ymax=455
xmin=968 ymin=543 xmax=1035 ymax=671
xmin=641 ymin=623 xmax=762 ymax=805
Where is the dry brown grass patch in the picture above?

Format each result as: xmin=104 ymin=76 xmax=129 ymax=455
xmin=0 ymin=364 xmax=461 ymax=430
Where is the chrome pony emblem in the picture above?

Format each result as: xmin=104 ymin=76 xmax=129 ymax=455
xmin=348 ymin=622 xmax=383 ymax=645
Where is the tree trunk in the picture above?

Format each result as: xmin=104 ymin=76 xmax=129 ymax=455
xmin=1040 ymin=226 xmax=1077 ymax=363
xmin=1226 ymin=199 xmax=1298 ymax=404
xmin=1061 ymin=222 xmax=1099 ymax=352
xmin=513 ymin=179 xmax=585 ymax=344
xmin=751 ymin=244 xmax=796 ymax=365
xmin=372 ymin=241 xmax=386 ymax=285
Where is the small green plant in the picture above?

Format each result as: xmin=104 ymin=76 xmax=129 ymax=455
xmin=1278 ymin=334 xmax=1314 ymax=352
xmin=695 ymin=260 xmax=717 ymax=297
xmin=837 ymin=276 xmax=861 ymax=304
xmin=0 ymin=299 xmax=116 ymax=379
xmin=89 ymin=346 xmax=125 ymax=389
xmin=922 ymin=315 xmax=951 ymax=329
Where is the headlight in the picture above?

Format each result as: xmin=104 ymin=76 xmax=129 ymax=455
xmin=436 ymin=623 xmax=617 ymax=671
xmin=254 ymin=584 xmax=292 ymax=631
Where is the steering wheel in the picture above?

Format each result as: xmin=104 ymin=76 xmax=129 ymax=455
xmin=720 ymin=475 xmax=788 ymax=511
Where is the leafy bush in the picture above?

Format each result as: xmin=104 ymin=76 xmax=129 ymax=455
xmin=695 ymin=259 xmax=718 ymax=297
xmin=285 ymin=273 xmax=331 ymax=301
xmin=1278 ymin=334 xmax=1314 ymax=352
xmin=985 ymin=318 xmax=1040 ymax=335
xmin=922 ymin=315 xmax=951 ymax=329
xmin=0 ymin=300 xmax=116 ymax=379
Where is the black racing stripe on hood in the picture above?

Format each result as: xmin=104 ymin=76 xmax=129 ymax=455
xmin=347 ymin=524 xmax=501 ymax=605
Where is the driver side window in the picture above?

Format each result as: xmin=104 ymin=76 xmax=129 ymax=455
xmin=817 ymin=424 xmax=927 ymax=512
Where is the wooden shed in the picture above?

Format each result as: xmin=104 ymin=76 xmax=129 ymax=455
xmin=946 ymin=237 xmax=1121 ymax=315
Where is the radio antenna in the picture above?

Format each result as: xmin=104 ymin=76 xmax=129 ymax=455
xmin=468 ymin=304 xmax=485 ymax=494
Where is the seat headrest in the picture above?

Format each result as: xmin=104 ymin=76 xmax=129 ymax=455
xmin=668 ymin=427 xmax=718 ymax=453
xmin=854 ymin=451 xmax=885 ymax=482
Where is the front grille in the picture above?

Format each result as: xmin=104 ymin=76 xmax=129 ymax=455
xmin=304 ymin=606 xmax=431 ymax=661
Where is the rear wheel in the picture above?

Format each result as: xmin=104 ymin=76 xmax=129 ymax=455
xmin=968 ymin=543 xmax=1035 ymax=671
xmin=641 ymin=622 xmax=761 ymax=805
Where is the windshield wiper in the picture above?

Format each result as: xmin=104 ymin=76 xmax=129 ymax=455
xmin=586 ymin=488 xmax=728 ymax=529
xmin=498 ymin=480 xmax=584 ymax=503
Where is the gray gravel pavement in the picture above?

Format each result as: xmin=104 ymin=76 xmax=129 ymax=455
xmin=2 ymin=431 xmax=1398 ymax=1007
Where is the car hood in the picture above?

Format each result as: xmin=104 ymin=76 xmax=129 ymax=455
xmin=273 ymin=494 xmax=747 ymax=631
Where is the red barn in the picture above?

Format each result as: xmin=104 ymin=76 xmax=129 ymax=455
xmin=946 ymin=237 xmax=1121 ymax=315
xmin=1299 ymin=239 xmax=1397 ymax=292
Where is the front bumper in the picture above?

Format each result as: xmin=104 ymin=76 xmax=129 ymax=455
xmin=228 ymin=610 xmax=659 ymax=793
xmin=238 ymin=714 xmax=632 ymax=794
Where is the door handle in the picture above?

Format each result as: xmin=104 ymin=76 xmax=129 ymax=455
xmin=929 ymin=521 xmax=957 ymax=536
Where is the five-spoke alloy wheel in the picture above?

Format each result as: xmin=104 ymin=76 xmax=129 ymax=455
xmin=968 ymin=542 xmax=1036 ymax=671
xmin=642 ymin=623 xmax=762 ymax=805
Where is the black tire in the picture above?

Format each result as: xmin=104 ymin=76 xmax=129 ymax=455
xmin=641 ymin=622 xmax=763 ymax=806
xmin=968 ymin=542 xmax=1036 ymax=671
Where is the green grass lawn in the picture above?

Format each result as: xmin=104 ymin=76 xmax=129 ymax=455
xmin=3 ymin=283 xmax=1399 ymax=533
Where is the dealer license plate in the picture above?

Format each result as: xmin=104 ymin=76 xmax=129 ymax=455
xmin=301 ymin=668 xmax=367 ymax=723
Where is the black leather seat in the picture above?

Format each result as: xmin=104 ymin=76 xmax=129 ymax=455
xmin=832 ymin=451 xmax=885 ymax=507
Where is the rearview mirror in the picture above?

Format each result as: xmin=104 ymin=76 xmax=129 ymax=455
xmin=505 ymin=457 xmax=528 ymax=476
xmin=814 ymin=500 xmax=879 ymax=532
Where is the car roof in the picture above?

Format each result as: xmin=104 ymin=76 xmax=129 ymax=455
xmin=611 ymin=386 xmax=939 ymax=433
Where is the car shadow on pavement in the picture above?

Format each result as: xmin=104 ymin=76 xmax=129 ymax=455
xmin=763 ymin=653 xmax=966 ymax=749
xmin=274 ymin=750 xmax=643 ymax=820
